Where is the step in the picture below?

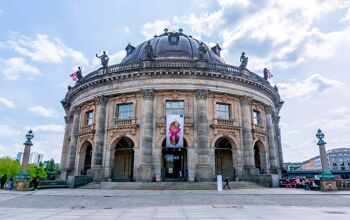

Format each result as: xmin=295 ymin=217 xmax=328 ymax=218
xmin=100 ymin=181 xmax=265 ymax=190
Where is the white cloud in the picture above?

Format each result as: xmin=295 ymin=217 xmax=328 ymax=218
xmin=29 ymin=105 xmax=58 ymax=118
xmin=109 ymin=50 xmax=125 ymax=64
xmin=123 ymin=26 xmax=131 ymax=34
xmin=217 ymin=0 xmax=250 ymax=7
xmin=0 ymin=97 xmax=15 ymax=108
xmin=30 ymin=124 xmax=65 ymax=133
xmin=141 ymin=20 xmax=171 ymax=39
xmin=7 ymin=34 xmax=88 ymax=66
xmin=0 ymin=124 xmax=21 ymax=137
xmin=0 ymin=57 xmax=40 ymax=80
xmin=278 ymin=74 xmax=343 ymax=99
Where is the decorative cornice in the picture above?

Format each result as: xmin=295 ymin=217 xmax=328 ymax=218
xmin=95 ymin=95 xmax=108 ymax=105
xmin=196 ymin=89 xmax=208 ymax=99
xmin=143 ymin=89 xmax=155 ymax=100
xmin=61 ymin=99 xmax=71 ymax=111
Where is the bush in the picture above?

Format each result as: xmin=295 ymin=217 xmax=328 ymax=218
xmin=27 ymin=164 xmax=47 ymax=180
xmin=0 ymin=157 xmax=21 ymax=177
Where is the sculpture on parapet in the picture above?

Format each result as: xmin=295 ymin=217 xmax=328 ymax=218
xmin=198 ymin=42 xmax=207 ymax=60
xmin=144 ymin=41 xmax=154 ymax=60
xmin=96 ymin=51 xmax=109 ymax=68
xmin=239 ymin=52 xmax=248 ymax=70
xmin=76 ymin=66 xmax=82 ymax=81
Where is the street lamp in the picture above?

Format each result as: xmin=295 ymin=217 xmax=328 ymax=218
xmin=15 ymin=130 xmax=34 ymax=183
xmin=315 ymin=129 xmax=334 ymax=179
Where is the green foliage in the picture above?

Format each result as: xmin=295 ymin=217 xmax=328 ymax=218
xmin=45 ymin=159 xmax=59 ymax=173
xmin=0 ymin=157 xmax=21 ymax=177
xmin=27 ymin=164 xmax=47 ymax=180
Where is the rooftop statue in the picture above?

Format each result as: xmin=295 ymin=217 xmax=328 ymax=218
xmin=198 ymin=42 xmax=207 ymax=60
xmin=76 ymin=66 xmax=82 ymax=81
xmin=144 ymin=41 xmax=154 ymax=60
xmin=96 ymin=51 xmax=109 ymax=68
xmin=239 ymin=52 xmax=248 ymax=70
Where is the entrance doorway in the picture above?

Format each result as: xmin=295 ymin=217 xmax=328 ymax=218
xmin=254 ymin=140 xmax=267 ymax=174
xmin=83 ymin=144 xmax=92 ymax=173
xmin=78 ymin=141 xmax=92 ymax=175
xmin=162 ymin=139 xmax=187 ymax=181
xmin=215 ymin=137 xmax=235 ymax=180
xmin=112 ymin=137 xmax=134 ymax=181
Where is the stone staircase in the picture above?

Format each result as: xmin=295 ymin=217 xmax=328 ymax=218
xmin=78 ymin=181 xmax=265 ymax=190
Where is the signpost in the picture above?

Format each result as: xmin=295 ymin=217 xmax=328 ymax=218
xmin=217 ymin=175 xmax=223 ymax=192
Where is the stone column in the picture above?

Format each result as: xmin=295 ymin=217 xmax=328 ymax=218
xmin=274 ymin=101 xmax=284 ymax=175
xmin=195 ymin=89 xmax=214 ymax=181
xmin=60 ymin=113 xmax=73 ymax=180
xmin=239 ymin=96 xmax=256 ymax=179
xmin=137 ymin=89 xmax=155 ymax=181
xmin=90 ymin=96 xmax=108 ymax=181
xmin=67 ymin=106 xmax=81 ymax=175
xmin=265 ymin=106 xmax=278 ymax=174
xmin=21 ymin=143 xmax=32 ymax=173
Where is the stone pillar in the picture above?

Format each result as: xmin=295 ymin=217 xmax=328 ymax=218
xmin=239 ymin=96 xmax=257 ymax=179
xmin=67 ymin=106 xmax=81 ymax=175
xmin=195 ymin=89 xmax=214 ymax=181
xmin=90 ymin=96 xmax=108 ymax=181
xmin=60 ymin=114 xmax=73 ymax=180
xmin=137 ymin=89 xmax=155 ymax=181
xmin=265 ymin=106 xmax=278 ymax=174
xmin=274 ymin=115 xmax=284 ymax=174
xmin=21 ymin=144 xmax=31 ymax=173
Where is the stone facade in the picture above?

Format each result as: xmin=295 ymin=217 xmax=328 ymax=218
xmin=60 ymin=31 xmax=284 ymax=183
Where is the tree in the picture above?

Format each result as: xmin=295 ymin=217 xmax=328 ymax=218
xmin=0 ymin=157 xmax=21 ymax=177
xmin=45 ymin=159 xmax=59 ymax=173
xmin=27 ymin=164 xmax=47 ymax=180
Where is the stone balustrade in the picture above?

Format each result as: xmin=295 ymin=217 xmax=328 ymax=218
xmin=252 ymin=124 xmax=266 ymax=133
xmin=336 ymin=179 xmax=350 ymax=190
xmin=79 ymin=124 xmax=95 ymax=134
xmin=216 ymin=118 xmax=236 ymax=126
xmin=114 ymin=118 xmax=136 ymax=125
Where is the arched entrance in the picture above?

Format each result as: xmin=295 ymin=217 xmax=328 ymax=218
xmin=254 ymin=140 xmax=267 ymax=174
xmin=112 ymin=137 xmax=134 ymax=181
xmin=162 ymin=139 xmax=187 ymax=181
xmin=78 ymin=141 xmax=92 ymax=175
xmin=215 ymin=137 xmax=235 ymax=180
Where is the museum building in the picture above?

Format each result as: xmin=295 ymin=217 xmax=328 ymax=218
xmin=60 ymin=29 xmax=284 ymax=184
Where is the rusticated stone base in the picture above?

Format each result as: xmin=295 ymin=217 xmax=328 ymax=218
xmin=136 ymin=165 xmax=153 ymax=182
xmin=196 ymin=164 xmax=214 ymax=181
xmin=88 ymin=165 xmax=103 ymax=181
xmin=13 ymin=180 xmax=30 ymax=191
xmin=320 ymin=179 xmax=338 ymax=191
xmin=243 ymin=166 xmax=260 ymax=180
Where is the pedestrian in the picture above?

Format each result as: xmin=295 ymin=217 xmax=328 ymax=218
xmin=8 ymin=176 xmax=14 ymax=191
xmin=178 ymin=170 xmax=183 ymax=181
xmin=32 ymin=176 xmax=40 ymax=191
xmin=1 ymin=174 xmax=7 ymax=189
xmin=285 ymin=178 xmax=291 ymax=188
xmin=223 ymin=176 xmax=230 ymax=189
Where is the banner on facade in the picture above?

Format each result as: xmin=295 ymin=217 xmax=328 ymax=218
xmin=166 ymin=115 xmax=184 ymax=148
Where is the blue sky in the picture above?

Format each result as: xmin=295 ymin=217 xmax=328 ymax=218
xmin=1 ymin=0 xmax=350 ymax=163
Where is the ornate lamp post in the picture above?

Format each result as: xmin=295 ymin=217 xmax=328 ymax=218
xmin=315 ymin=129 xmax=333 ymax=179
xmin=14 ymin=130 xmax=34 ymax=190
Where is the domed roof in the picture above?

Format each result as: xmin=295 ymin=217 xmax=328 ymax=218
xmin=121 ymin=29 xmax=225 ymax=64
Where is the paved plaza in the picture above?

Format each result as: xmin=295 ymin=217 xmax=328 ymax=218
xmin=1 ymin=188 xmax=350 ymax=219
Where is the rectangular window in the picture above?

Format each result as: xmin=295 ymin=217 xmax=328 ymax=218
xmin=216 ymin=103 xmax=231 ymax=119
xmin=253 ymin=110 xmax=261 ymax=125
xmin=333 ymin=162 xmax=337 ymax=167
xmin=85 ymin=111 xmax=93 ymax=125
xmin=165 ymin=101 xmax=184 ymax=116
xmin=116 ymin=103 xmax=134 ymax=119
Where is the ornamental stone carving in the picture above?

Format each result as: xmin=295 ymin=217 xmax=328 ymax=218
xmin=95 ymin=95 xmax=108 ymax=105
xmin=264 ymin=106 xmax=274 ymax=115
xmin=239 ymin=95 xmax=253 ymax=105
xmin=143 ymin=89 xmax=155 ymax=100
xmin=72 ymin=106 xmax=81 ymax=114
xmin=196 ymin=89 xmax=208 ymax=99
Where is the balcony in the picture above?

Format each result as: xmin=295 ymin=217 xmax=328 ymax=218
xmin=79 ymin=124 xmax=95 ymax=135
xmin=252 ymin=124 xmax=266 ymax=134
xmin=211 ymin=118 xmax=240 ymax=134
xmin=114 ymin=118 xmax=135 ymax=126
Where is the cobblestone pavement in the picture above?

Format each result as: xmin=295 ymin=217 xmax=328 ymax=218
xmin=0 ymin=189 xmax=350 ymax=219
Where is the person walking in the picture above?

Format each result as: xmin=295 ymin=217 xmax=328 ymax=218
xmin=8 ymin=176 xmax=14 ymax=191
xmin=1 ymin=174 xmax=7 ymax=189
xmin=32 ymin=176 xmax=40 ymax=191
xmin=223 ymin=176 xmax=230 ymax=189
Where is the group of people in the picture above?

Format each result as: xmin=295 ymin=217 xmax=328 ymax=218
xmin=0 ymin=174 xmax=41 ymax=191
xmin=1 ymin=174 xmax=14 ymax=190
xmin=282 ymin=177 xmax=318 ymax=190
